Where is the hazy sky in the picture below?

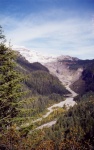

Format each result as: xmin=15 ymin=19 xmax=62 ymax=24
xmin=0 ymin=0 xmax=94 ymax=59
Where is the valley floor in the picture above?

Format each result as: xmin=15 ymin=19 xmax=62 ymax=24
xmin=34 ymin=83 xmax=77 ymax=130
xmin=21 ymin=83 xmax=77 ymax=131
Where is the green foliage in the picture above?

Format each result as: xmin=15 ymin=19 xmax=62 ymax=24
xmin=34 ymin=107 xmax=65 ymax=128
xmin=25 ymin=70 xmax=69 ymax=95
xmin=0 ymin=26 xmax=5 ymax=43
xmin=16 ymin=54 xmax=49 ymax=72
xmin=18 ymin=94 xmax=65 ymax=123
xmin=0 ymin=28 xmax=24 ymax=129
xmin=42 ymin=94 xmax=94 ymax=149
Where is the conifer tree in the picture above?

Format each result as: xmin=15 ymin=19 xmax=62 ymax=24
xmin=0 ymin=26 xmax=24 ymax=129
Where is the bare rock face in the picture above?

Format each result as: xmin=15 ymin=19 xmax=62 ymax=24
xmin=44 ymin=57 xmax=83 ymax=86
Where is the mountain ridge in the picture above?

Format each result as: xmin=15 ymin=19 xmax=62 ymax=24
xmin=13 ymin=46 xmax=79 ymax=64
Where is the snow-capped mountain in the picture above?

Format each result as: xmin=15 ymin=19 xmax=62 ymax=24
xmin=13 ymin=46 xmax=78 ymax=64
xmin=13 ymin=46 xmax=57 ymax=64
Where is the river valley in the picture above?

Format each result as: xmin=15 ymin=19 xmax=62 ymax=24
xmin=35 ymin=83 xmax=77 ymax=130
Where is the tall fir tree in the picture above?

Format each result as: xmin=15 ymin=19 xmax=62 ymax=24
xmin=0 ymin=26 xmax=24 ymax=129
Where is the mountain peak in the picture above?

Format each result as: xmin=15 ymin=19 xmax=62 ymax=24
xmin=57 ymin=55 xmax=79 ymax=61
xmin=13 ymin=46 xmax=79 ymax=64
xmin=13 ymin=46 xmax=57 ymax=64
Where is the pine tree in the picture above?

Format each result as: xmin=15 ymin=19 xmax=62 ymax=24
xmin=0 ymin=26 xmax=24 ymax=129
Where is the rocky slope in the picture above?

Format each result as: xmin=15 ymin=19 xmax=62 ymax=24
xmin=45 ymin=58 xmax=83 ymax=86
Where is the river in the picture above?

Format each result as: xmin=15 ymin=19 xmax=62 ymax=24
xmin=35 ymin=84 xmax=77 ymax=130
xmin=20 ymin=83 xmax=77 ymax=131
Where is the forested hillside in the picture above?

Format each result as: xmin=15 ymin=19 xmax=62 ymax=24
xmin=70 ymin=60 xmax=94 ymax=95
xmin=16 ymin=54 xmax=49 ymax=72
xmin=16 ymin=53 xmax=69 ymax=96
xmin=41 ymin=93 xmax=94 ymax=150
